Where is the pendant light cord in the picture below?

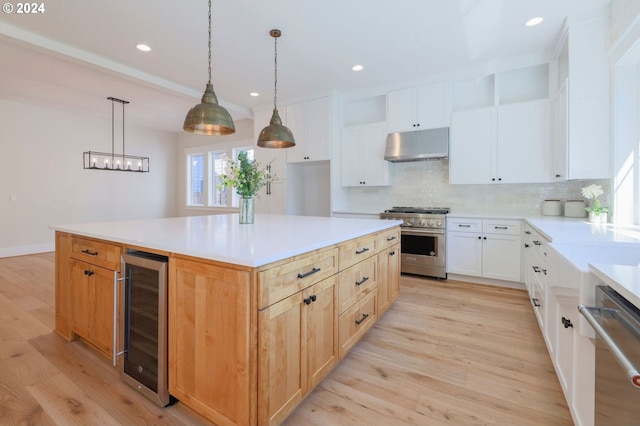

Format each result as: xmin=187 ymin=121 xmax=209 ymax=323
xmin=207 ymin=0 xmax=212 ymax=84
xmin=273 ymin=34 xmax=278 ymax=110
xmin=111 ymin=99 xmax=115 ymax=165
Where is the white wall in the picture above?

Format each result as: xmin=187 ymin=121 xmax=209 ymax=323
xmin=0 ymin=99 xmax=178 ymax=257
xmin=342 ymin=159 xmax=608 ymax=217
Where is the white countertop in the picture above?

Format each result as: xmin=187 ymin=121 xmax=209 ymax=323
xmin=50 ymin=214 xmax=402 ymax=267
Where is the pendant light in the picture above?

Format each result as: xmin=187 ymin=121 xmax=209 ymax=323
xmin=183 ymin=0 xmax=235 ymax=135
xmin=257 ymin=29 xmax=295 ymax=148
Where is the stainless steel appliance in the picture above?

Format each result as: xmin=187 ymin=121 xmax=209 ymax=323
xmin=384 ymin=128 xmax=449 ymax=163
xmin=121 ymin=251 xmax=170 ymax=407
xmin=579 ymin=286 xmax=640 ymax=425
xmin=380 ymin=207 xmax=449 ymax=279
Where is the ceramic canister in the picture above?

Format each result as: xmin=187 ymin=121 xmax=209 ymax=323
xmin=564 ymin=200 xmax=586 ymax=217
xmin=542 ymin=200 xmax=562 ymax=216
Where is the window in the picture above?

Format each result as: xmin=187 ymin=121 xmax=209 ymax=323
xmin=186 ymin=145 xmax=254 ymax=208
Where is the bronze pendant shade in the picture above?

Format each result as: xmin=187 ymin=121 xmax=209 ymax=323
xmin=257 ymin=29 xmax=295 ymax=148
xmin=183 ymin=0 xmax=235 ymax=135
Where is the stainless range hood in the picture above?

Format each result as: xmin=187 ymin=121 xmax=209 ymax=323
xmin=384 ymin=127 xmax=449 ymax=162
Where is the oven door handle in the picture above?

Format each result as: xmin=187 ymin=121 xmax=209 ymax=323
xmin=401 ymin=229 xmax=445 ymax=236
xmin=578 ymin=305 xmax=640 ymax=388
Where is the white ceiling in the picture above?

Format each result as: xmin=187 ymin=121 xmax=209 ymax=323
xmin=0 ymin=0 xmax=611 ymax=132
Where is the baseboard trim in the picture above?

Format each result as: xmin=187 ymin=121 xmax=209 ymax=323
xmin=447 ymin=273 xmax=525 ymax=290
xmin=0 ymin=243 xmax=55 ymax=258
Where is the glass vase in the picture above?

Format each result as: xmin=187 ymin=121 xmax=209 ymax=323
xmin=239 ymin=196 xmax=254 ymax=224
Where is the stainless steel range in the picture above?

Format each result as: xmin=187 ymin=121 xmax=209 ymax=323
xmin=380 ymin=207 xmax=449 ymax=279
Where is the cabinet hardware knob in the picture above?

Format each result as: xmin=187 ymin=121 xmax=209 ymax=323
xmin=524 ymin=243 xmax=530 ymax=248
xmin=543 ymin=269 xmax=547 ymax=275
xmin=303 ymin=297 xmax=312 ymax=305
xmin=389 ymin=251 xmax=395 ymax=256
xmin=297 ymin=267 xmax=321 ymax=279
xmin=491 ymin=178 xmax=496 ymax=181
xmin=556 ymin=174 xmax=561 ymax=178
xmin=310 ymin=294 xmax=317 ymax=302
xmin=532 ymin=298 xmax=540 ymax=307
xmin=478 ymin=236 xmax=481 ymax=240
xmin=355 ymin=313 xmax=369 ymax=325
xmin=355 ymin=276 xmax=369 ymax=286
xmin=525 ymin=231 xmax=531 ymax=235
xmin=355 ymin=247 xmax=370 ymax=255
xmin=387 ymin=236 xmax=397 ymax=241
xmin=483 ymin=237 xmax=487 ymax=240
xmin=498 ymin=178 xmax=502 ymax=181
xmin=533 ymin=241 xmax=542 ymax=246
xmin=84 ymin=270 xmax=94 ymax=276
xmin=81 ymin=249 xmax=98 ymax=256
xmin=562 ymin=316 xmax=573 ymax=328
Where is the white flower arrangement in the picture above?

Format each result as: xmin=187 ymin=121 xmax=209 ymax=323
xmin=581 ymin=184 xmax=609 ymax=216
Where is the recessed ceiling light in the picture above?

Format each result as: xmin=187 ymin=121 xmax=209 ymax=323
xmin=525 ymin=17 xmax=543 ymax=27
xmin=249 ymin=92 xmax=260 ymax=97
xmin=352 ymin=64 xmax=364 ymax=72
xmin=136 ymin=44 xmax=151 ymax=52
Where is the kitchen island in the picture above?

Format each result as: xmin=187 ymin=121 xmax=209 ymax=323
xmin=51 ymin=214 xmax=402 ymax=426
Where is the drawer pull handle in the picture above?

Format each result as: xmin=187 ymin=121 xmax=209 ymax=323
xmin=561 ymin=316 xmax=573 ymax=328
xmin=458 ymin=224 xmax=471 ymax=227
xmin=525 ymin=231 xmax=531 ymax=235
xmin=355 ymin=247 xmax=370 ymax=255
xmin=533 ymin=240 xmax=542 ymax=246
xmin=297 ymin=267 xmax=321 ymax=279
xmin=532 ymin=298 xmax=540 ymax=307
xmin=84 ymin=270 xmax=94 ymax=276
xmin=532 ymin=266 xmax=540 ymax=273
xmin=303 ymin=294 xmax=317 ymax=305
xmin=543 ymin=269 xmax=547 ymax=275
xmin=81 ymin=249 xmax=98 ymax=256
xmin=386 ymin=236 xmax=397 ymax=241
xmin=494 ymin=226 xmax=508 ymax=230
xmin=355 ymin=313 xmax=369 ymax=325
xmin=355 ymin=276 xmax=369 ymax=286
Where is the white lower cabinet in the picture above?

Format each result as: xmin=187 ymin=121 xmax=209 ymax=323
xmin=446 ymin=217 xmax=522 ymax=282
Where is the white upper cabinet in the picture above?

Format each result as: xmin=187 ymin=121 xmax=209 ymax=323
xmin=285 ymin=97 xmax=331 ymax=163
xmin=341 ymin=122 xmax=391 ymax=187
xmin=387 ymin=81 xmax=450 ymax=133
xmin=450 ymin=100 xmax=551 ymax=184
xmin=254 ymin=108 xmax=288 ymax=180
xmin=554 ymin=16 xmax=610 ymax=180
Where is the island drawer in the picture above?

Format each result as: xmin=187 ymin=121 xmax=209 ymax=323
xmin=337 ymin=255 xmax=377 ymax=315
xmin=70 ymin=236 xmax=122 ymax=270
xmin=376 ymin=227 xmax=400 ymax=252
xmin=338 ymin=290 xmax=377 ymax=358
xmin=258 ymin=248 xmax=339 ymax=309
xmin=338 ymin=234 xmax=377 ymax=271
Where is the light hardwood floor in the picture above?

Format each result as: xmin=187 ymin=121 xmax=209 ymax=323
xmin=0 ymin=252 xmax=573 ymax=425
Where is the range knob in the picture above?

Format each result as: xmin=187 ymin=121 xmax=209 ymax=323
xmin=426 ymin=220 xmax=434 ymax=227
xmin=418 ymin=219 xmax=426 ymax=227
xmin=435 ymin=220 xmax=442 ymax=227
xmin=406 ymin=219 xmax=415 ymax=226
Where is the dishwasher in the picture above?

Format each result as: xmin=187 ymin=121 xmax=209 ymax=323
xmin=579 ymin=286 xmax=640 ymax=425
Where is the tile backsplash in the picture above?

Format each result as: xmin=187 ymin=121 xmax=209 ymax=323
xmin=346 ymin=159 xmax=610 ymax=217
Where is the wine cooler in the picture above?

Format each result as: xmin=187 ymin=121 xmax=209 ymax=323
xmin=120 ymin=250 xmax=170 ymax=406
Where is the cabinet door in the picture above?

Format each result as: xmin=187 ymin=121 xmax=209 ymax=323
xmin=446 ymin=232 xmax=482 ymax=276
xmin=449 ymin=108 xmax=495 ymax=184
xmin=554 ymin=81 xmax=568 ymax=181
xmin=71 ymin=259 xmax=94 ymax=341
xmin=359 ymin=123 xmax=390 ymax=186
xmin=340 ymin=126 xmax=362 ymax=186
xmin=70 ymin=260 xmax=114 ymax=357
xmin=555 ymin=295 xmax=576 ymax=399
xmin=378 ymin=244 xmax=400 ymax=317
xmin=482 ymin=234 xmax=522 ymax=282
xmin=416 ymin=82 xmax=450 ymax=129
xmin=285 ymin=102 xmax=308 ymax=163
xmin=258 ymin=292 xmax=303 ymax=426
xmin=387 ymin=87 xmax=417 ymax=133
xmin=497 ymin=100 xmax=551 ymax=184
xmin=306 ymin=98 xmax=331 ymax=161
xmin=302 ymin=276 xmax=337 ymax=393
